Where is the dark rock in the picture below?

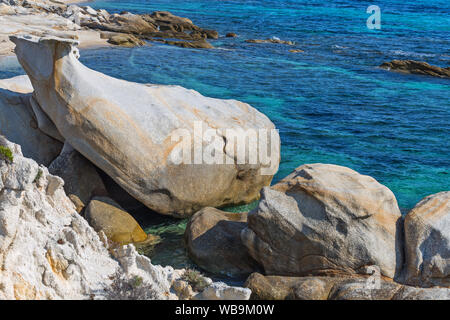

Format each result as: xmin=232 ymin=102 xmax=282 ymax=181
xmin=226 ymin=33 xmax=237 ymax=38
xmin=185 ymin=207 xmax=261 ymax=277
xmin=163 ymin=39 xmax=214 ymax=49
xmin=49 ymin=144 xmax=108 ymax=210
xmin=246 ymin=39 xmax=294 ymax=45
xmin=380 ymin=60 xmax=450 ymax=78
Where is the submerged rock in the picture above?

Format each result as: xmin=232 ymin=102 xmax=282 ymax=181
xmin=83 ymin=12 xmax=157 ymax=35
xmin=11 ymin=35 xmax=279 ymax=217
xmin=185 ymin=207 xmax=261 ymax=277
xmin=0 ymin=135 xmax=202 ymax=300
xmin=85 ymin=196 xmax=148 ymax=245
xmin=380 ymin=60 xmax=450 ymax=78
xmin=241 ymin=164 xmax=403 ymax=279
xmin=162 ymin=39 xmax=214 ymax=49
xmin=246 ymin=39 xmax=294 ymax=45
xmin=403 ymin=191 xmax=450 ymax=288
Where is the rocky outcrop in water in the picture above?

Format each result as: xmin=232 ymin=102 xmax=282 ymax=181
xmin=0 ymin=1 xmax=220 ymax=53
xmin=241 ymin=164 xmax=403 ymax=279
xmin=103 ymin=33 xmax=146 ymax=47
xmin=10 ymin=35 xmax=279 ymax=217
xmin=380 ymin=60 xmax=450 ymax=78
xmin=403 ymin=191 xmax=449 ymax=288
xmin=246 ymin=38 xmax=295 ymax=45
xmin=185 ymin=207 xmax=261 ymax=277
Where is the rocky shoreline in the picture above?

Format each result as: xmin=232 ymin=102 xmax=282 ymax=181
xmin=0 ymin=0 xmax=227 ymax=54
xmin=185 ymin=165 xmax=450 ymax=299
xmin=0 ymin=0 xmax=448 ymax=301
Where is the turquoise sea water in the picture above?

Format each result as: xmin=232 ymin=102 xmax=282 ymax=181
xmin=0 ymin=0 xmax=449 ymax=272
xmin=85 ymin=0 xmax=449 ymax=212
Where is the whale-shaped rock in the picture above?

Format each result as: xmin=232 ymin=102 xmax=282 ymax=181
xmin=10 ymin=35 xmax=280 ymax=217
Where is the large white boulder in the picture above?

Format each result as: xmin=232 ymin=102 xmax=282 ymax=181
xmin=242 ymin=164 xmax=404 ymax=279
xmin=10 ymin=34 xmax=280 ymax=217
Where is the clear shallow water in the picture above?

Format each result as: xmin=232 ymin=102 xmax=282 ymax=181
xmin=0 ymin=0 xmax=449 ymax=273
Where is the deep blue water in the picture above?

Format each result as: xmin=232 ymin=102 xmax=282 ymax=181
xmin=1 ymin=0 xmax=449 ymax=212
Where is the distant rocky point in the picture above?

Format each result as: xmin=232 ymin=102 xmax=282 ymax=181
xmin=246 ymin=38 xmax=295 ymax=45
xmin=380 ymin=60 xmax=450 ymax=78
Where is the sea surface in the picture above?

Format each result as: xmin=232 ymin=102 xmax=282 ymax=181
xmin=1 ymin=0 xmax=449 ymax=272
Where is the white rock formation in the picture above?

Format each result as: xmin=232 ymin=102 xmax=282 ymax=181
xmin=0 ymin=136 xmax=116 ymax=299
xmin=0 ymin=136 xmax=175 ymax=299
xmin=404 ymin=191 xmax=449 ymax=288
xmin=11 ymin=34 xmax=280 ymax=217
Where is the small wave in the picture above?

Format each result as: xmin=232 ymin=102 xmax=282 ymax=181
xmin=390 ymin=50 xmax=436 ymax=58
xmin=332 ymin=45 xmax=348 ymax=49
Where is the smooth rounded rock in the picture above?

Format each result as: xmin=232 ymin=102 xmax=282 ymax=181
xmin=404 ymin=191 xmax=450 ymax=288
xmin=241 ymin=164 xmax=403 ymax=279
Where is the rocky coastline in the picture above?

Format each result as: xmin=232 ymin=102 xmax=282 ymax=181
xmin=0 ymin=0 xmax=448 ymax=301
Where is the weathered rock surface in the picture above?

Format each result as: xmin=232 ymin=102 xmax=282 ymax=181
xmin=403 ymin=191 xmax=450 ymax=288
xmin=103 ymin=33 xmax=146 ymax=47
xmin=0 ymin=136 xmax=170 ymax=299
xmin=85 ymin=196 xmax=148 ymax=245
xmin=11 ymin=35 xmax=279 ymax=217
xmin=241 ymin=164 xmax=403 ymax=279
xmin=49 ymin=143 xmax=108 ymax=210
xmin=185 ymin=207 xmax=261 ymax=277
xmin=245 ymin=273 xmax=450 ymax=300
xmin=162 ymin=39 xmax=214 ymax=49
xmin=0 ymin=75 xmax=63 ymax=165
xmin=83 ymin=10 xmax=216 ymax=48
xmin=84 ymin=12 xmax=157 ymax=35
xmin=380 ymin=60 xmax=450 ymax=78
